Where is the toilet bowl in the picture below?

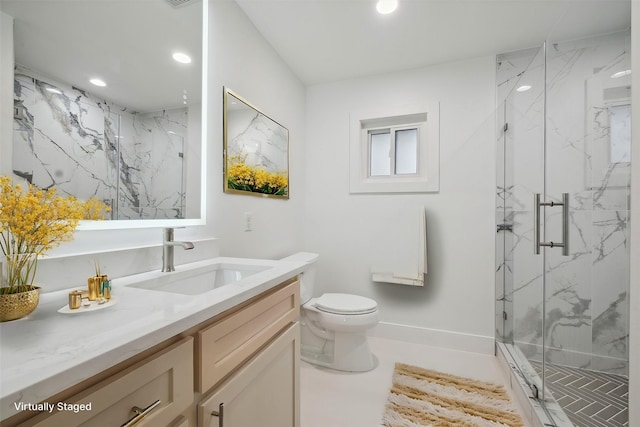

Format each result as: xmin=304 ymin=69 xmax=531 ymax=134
xmin=281 ymin=252 xmax=379 ymax=372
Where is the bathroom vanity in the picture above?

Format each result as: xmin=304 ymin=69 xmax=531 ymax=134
xmin=0 ymin=258 xmax=305 ymax=427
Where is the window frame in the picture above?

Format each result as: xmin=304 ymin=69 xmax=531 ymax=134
xmin=349 ymin=104 xmax=439 ymax=194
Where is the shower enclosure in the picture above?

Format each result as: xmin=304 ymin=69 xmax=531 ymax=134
xmin=495 ymin=31 xmax=631 ymax=426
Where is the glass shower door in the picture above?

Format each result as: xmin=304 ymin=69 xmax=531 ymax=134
xmin=499 ymin=42 xmax=578 ymax=424
xmin=498 ymin=30 xmax=631 ymax=427
xmin=541 ymin=31 xmax=631 ymax=426
xmin=498 ymin=43 xmax=547 ymax=396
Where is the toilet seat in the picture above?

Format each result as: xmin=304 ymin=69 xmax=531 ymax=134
xmin=313 ymin=293 xmax=377 ymax=315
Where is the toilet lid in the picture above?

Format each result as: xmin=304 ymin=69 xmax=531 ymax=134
xmin=314 ymin=293 xmax=378 ymax=315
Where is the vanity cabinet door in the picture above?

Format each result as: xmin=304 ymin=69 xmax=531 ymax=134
xmin=198 ymin=323 xmax=300 ymax=427
xmin=21 ymin=337 xmax=194 ymax=427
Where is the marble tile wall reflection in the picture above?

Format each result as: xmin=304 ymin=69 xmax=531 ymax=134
xmin=12 ymin=68 xmax=186 ymax=219
xmin=495 ymin=31 xmax=631 ymax=376
xmin=226 ymin=108 xmax=288 ymax=173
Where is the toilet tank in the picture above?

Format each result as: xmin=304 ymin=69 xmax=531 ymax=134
xmin=280 ymin=252 xmax=319 ymax=304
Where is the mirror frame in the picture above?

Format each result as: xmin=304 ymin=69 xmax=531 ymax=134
xmin=223 ymin=87 xmax=289 ymax=199
xmin=3 ymin=0 xmax=209 ymax=231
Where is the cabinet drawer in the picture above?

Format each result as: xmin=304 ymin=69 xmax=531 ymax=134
xmin=196 ymin=280 xmax=299 ymax=393
xmin=21 ymin=337 xmax=194 ymax=427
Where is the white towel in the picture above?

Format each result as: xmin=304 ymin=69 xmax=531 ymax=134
xmin=371 ymin=208 xmax=427 ymax=286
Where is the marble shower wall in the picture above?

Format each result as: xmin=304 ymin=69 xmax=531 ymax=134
xmin=495 ymin=31 xmax=631 ymax=376
xmin=12 ymin=67 xmax=187 ymax=220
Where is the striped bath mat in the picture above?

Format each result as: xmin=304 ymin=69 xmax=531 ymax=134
xmin=382 ymin=363 xmax=525 ymax=426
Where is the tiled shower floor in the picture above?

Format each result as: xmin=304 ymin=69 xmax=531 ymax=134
xmin=530 ymin=361 xmax=629 ymax=427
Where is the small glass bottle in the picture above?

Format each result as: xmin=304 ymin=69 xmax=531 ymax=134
xmin=102 ymin=280 xmax=111 ymax=300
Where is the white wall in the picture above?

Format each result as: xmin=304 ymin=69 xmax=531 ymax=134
xmin=304 ymin=56 xmax=497 ymax=352
xmin=628 ymin=1 xmax=639 ymax=424
xmin=207 ymin=0 xmax=306 ymax=259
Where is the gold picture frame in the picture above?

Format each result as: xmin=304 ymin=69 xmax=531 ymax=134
xmin=223 ymin=87 xmax=289 ymax=199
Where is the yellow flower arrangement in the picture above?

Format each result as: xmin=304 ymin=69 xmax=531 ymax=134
xmin=0 ymin=175 xmax=110 ymax=294
xmin=227 ymin=157 xmax=288 ymax=196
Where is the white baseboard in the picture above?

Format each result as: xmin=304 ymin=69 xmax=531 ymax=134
xmin=369 ymin=321 xmax=495 ymax=355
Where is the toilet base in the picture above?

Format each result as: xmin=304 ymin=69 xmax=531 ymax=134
xmin=301 ymin=329 xmax=375 ymax=372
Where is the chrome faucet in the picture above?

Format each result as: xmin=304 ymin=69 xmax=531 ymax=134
xmin=162 ymin=228 xmax=194 ymax=272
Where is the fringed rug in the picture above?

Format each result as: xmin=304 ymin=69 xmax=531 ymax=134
xmin=382 ymin=363 xmax=525 ymax=427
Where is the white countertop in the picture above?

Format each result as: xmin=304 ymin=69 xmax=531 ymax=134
xmin=0 ymin=257 xmax=305 ymax=420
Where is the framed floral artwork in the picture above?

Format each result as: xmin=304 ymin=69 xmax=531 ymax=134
xmin=223 ymin=87 xmax=289 ymax=199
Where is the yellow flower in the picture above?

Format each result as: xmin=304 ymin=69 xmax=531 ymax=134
xmin=254 ymin=169 xmax=269 ymax=189
xmin=0 ymin=175 xmax=109 ymax=292
xmin=228 ymin=163 xmax=255 ymax=186
xmin=227 ymin=162 xmax=288 ymax=195
xmin=83 ymin=197 xmax=112 ymax=220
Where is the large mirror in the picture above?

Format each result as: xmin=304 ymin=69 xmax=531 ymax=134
xmin=223 ymin=88 xmax=289 ymax=199
xmin=0 ymin=0 xmax=207 ymax=229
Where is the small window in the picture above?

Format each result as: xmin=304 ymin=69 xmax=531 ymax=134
xmin=349 ymin=106 xmax=439 ymax=194
xmin=368 ymin=126 xmax=419 ymax=177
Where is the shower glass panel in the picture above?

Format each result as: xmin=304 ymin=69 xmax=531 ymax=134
xmin=497 ymin=30 xmax=631 ymax=427
xmin=499 ymin=45 xmax=545 ymax=351
xmin=496 ymin=43 xmax=549 ymax=413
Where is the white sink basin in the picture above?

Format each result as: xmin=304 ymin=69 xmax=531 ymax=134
xmin=125 ymin=261 xmax=272 ymax=295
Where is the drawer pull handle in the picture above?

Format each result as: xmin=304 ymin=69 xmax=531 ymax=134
xmin=211 ymin=403 xmax=224 ymax=427
xmin=121 ymin=399 xmax=161 ymax=427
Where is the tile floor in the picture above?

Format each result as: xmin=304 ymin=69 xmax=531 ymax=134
xmin=299 ymin=336 xmax=531 ymax=427
xmin=530 ymin=361 xmax=629 ymax=427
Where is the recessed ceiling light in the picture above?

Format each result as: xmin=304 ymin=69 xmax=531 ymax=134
xmin=376 ymin=0 xmax=398 ymax=14
xmin=611 ymin=69 xmax=631 ymax=79
xmin=172 ymin=52 xmax=192 ymax=64
xmin=516 ymin=85 xmax=531 ymax=92
xmin=46 ymin=87 xmax=62 ymax=94
xmin=89 ymin=78 xmax=106 ymax=87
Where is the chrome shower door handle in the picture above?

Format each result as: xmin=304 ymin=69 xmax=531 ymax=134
xmin=534 ymin=193 xmax=541 ymax=255
xmin=534 ymin=193 xmax=569 ymax=256
xmin=561 ymin=192 xmax=569 ymax=256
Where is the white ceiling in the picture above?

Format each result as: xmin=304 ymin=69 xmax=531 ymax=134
xmin=235 ymin=0 xmax=632 ymax=85
xmin=1 ymin=0 xmax=631 ymax=107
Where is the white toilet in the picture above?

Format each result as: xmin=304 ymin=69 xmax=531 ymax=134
xmin=281 ymin=252 xmax=379 ymax=372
